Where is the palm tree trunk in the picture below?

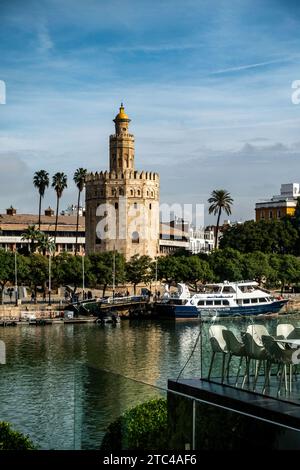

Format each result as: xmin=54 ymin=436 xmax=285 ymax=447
xmin=38 ymin=194 xmax=42 ymax=230
xmin=75 ymin=190 xmax=81 ymax=255
xmin=214 ymin=207 xmax=222 ymax=250
xmin=54 ymin=195 xmax=60 ymax=247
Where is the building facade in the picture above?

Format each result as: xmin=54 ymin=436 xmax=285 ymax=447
xmin=255 ymin=183 xmax=300 ymax=221
xmin=0 ymin=207 xmax=85 ymax=254
xmin=85 ymin=105 xmax=160 ymax=260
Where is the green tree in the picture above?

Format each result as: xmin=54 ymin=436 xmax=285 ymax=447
xmin=88 ymin=252 xmax=125 ymax=297
xmin=33 ymin=170 xmax=49 ymax=230
xmin=52 ymin=252 xmax=92 ymax=294
xmin=220 ymin=219 xmax=298 ymax=254
xmin=73 ymin=168 xmax=87 ymax=255
xmin=183 ymin=256 xmax=214 ymax=290
xmin=0 ymin=422 xmax=35 ymax=450
xmin=208 ymin=189 xmax=234 ymax=249
xmin=26 ymin=254 xmax=49 ymax=302
xmin=242 ymin=251 xmax=274 ymax=284
xmin=156 ymin=256 xmax=182 ymax=285
xmin=52 ymin=172 xmax=68 ymax=244
xmin=126 ymin=255 xmax=153 ymax=295
xmin=0 ymin=251 xmax=28 ymax=304
xmin=208 ymin=248 xmax=244 ymax=282
xmin=36 ymin=232 xmax=55 ymax=256
xmin=0 ymin=250 xmax=15 ymax=304
xmin=21 ymin=225 xmax=41 ymax=254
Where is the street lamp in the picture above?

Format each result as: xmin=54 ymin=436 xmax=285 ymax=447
xmin=14 ymin=250 xmax=18 ymax=306
xmin=112 ymin=246 xmax=116 ymax=303
xmin=82 ymin=250 xmax=85 ymax=300
xmin=48 ymin=249 xmax=52 ymax=306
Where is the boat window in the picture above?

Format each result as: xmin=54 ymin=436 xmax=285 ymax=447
xmin=199 ymin=285 xmax=222 ymax=294
xmin=206 ymin=300 xmax=213 ymax=306
xmin=214 ymin=300 xmax=222 ymax=306
xmin=222 ymin=286 xmax=236 ymax=293
xmin=243 ymin=299 xmax=250 ymax=304
xmin=251 ymin=298 xmax=258 ymax=304
xmin=197 ymin=300 xmax=205 ymax=306
xmin=239 ymin=285 xmax=255 ymax=293
xmin=222 ymin=300 xmax=230 ymax=306
xmin=258 ymin=298 xmax=266 ymax=303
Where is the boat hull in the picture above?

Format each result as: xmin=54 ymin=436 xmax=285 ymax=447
xmin=155 ymin=299 xmax=288 ymax=319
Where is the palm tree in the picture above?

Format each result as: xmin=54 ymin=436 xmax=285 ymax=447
xmin=36 ymin=232 xmax=55 ymax=256
xmin=21 ymin=225 xmax=40 ymax=253
xmin=33 ymin=170 xmax=49 ymax=230
xmin=52 ymin=172 xmax=68 ymax=245
xmin=208 ymin=189 xmax=233 ymax=249
xmin=73 ymin=168 xmax=87 ymax=255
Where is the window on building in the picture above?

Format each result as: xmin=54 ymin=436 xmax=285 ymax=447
xmin=261 ymin=212 xmax=265 ymax=219
xmin=115 ymin=202 xmax=118 ymax=209
xmin=134 ymin=202 xmax=137 ymax=209
xmin=277 ymin=210 xmax=281 ymax=218
xmin=132 ymin=231 xmax=139 ymax=244
xmin=269 ymin=210 xmax=273 ymax=219
xmin=130 ymin=189 xmax=134 ymax=196
xmin=149 ymin=203 xmax=152 ymax=210
xmin=137 ymin=190 xmax=141 ymax=196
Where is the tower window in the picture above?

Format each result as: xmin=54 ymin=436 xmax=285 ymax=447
xmin=130 ymin=189 xmax=134 ymax=196
xmin=137 ymin=190 xmax=141 ymax=196
xmin=149 ymin=203 xmax=152 ymax=210
xmin=134 ymin=202 xmax=137 ymax=209
xmin=119 ymin=188 xmax=124 ymax=196
xmin=132 ymin=231 xmax=139 ymax=244
xmin=115 ymin=202 xmax=118 ymax=209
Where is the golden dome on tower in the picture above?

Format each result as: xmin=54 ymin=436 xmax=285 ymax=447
xmin=114 ymin=103 xmax=130 ymax=121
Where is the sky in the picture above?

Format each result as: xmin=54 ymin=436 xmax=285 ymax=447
xmin=1 ymin=0 xmax=300 ymax=225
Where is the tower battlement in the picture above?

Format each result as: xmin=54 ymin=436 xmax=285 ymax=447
xmin=86 ymin=170 xmax=159 ymax=183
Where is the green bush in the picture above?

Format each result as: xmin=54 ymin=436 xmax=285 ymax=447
xmin=100 ymin=398 xmax=168 ymax=451
xmin=0 ymin=421 xmax=35 ymax=450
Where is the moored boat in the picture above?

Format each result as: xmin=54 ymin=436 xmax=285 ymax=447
xmin=155 ymin=281 xmax=288 ymax=319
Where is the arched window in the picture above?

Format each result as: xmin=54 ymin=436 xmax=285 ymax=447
xmin=137 ymin=189 xmax=141 ymax=196
xmin=132 ymin=231 xmax=139 ymax=244
xmin=119 ymin=188 xmax=124 ymax=196
xmin=130 ymin=189 xmax=134 ymax=196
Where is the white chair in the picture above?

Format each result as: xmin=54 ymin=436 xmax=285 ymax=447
xmin=208 ymin=325 xmax=228 ymax=382
xmin=276 ymin=324 xmax=295 ymax=339
xmin=246 ymin=324 xmax=269 ymax=346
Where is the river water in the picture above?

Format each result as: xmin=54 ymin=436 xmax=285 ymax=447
xmin=0 ymin=316 xmax=299 ymax=449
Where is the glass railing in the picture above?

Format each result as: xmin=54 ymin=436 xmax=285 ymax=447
xmin=200 ymin=313 xmax=300 ymax=401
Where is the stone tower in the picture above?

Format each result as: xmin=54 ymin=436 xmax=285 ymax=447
xmin=85 ymin=104 xmax=160 ymax=260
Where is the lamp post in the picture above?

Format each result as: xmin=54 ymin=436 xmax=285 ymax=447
xmin=112 ymin=246 xmax=116 ymax=303
xmin=155 ymin=256 xmax=158 ymax=298
xmin=48 ymin=249 xmax=52 ymax=306
xmin=14 ymin=250 xmax=18 ymax=306
xmin=82 ymin=250 xmax=85 ymax=300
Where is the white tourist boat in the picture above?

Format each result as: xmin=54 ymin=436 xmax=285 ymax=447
xmin=156 ymin=281 xmax=288 ymax=319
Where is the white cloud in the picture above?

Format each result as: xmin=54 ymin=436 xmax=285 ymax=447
xmin=37 ymin=23 xmax=54 ymax=53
